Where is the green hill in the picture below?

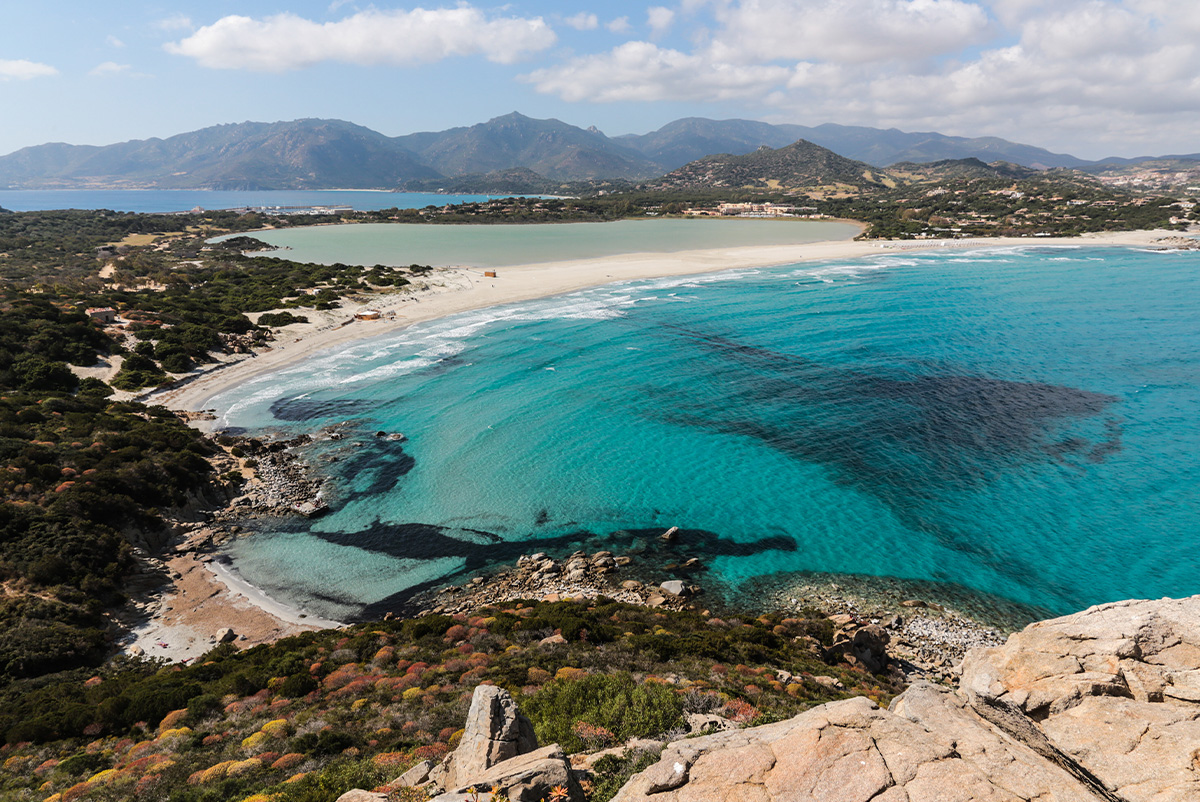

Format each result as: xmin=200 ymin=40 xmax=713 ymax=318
xmin=647 ymin=139 xmax=888 ymax=193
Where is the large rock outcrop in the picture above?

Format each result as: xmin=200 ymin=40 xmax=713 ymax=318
xmin=960 ymin=596 xmax=1200 ymax=802
xmin=442 ymin=684 xmax=539 ymax=789
xmin=617 ymin=595 xmax=1200 ymax=802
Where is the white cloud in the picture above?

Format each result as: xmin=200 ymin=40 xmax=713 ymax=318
xmin=647 ymin=6 xmax=676 ymax=33
xmin=0 ymin=59 xmax=57 ymax=81
xmin=709 ymin=0 xmax=990 ymax=64
xmin=165 ymin=8 xmax=557 ymax=70
xmin=89 ymin=61 xmax=131 ymax=77
xmin=155 ymin=14 xmax=193 ymax=31
xmin=564 ymin=12 xmax=599 ymax=30
xmin=528 ymin=0 xmax=1200 ymax=156
xmin=106 ymin=35 xmax=126 ymax=48
xmin=525 ymin=40 xmax=788 ymax=102
xmin=607 ymin=16 xmax=632 ymax=33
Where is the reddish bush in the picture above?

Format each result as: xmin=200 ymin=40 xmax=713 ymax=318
xmin=413 ymin=743 xmax=450 ymax=761
xmin=271 ymin=754 xmax=307 ymax=772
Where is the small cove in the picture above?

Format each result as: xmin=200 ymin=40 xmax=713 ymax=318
xmin=206 ymin=241 xmax=1200 ymax=624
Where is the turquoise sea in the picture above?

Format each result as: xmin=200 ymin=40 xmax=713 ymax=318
xmin=206 ymin=244 xmax=1200 ymax=623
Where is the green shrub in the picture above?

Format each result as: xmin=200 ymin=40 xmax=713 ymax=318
xmin=589 ymin=748 xmax=663 ymax=802
xmin=257 ymin=311 xmax=309 ymax=327
xmin=522 ymin=672 xmax=683 ymax=753
xmin=280 ymin=672 xmax=318 ymax=698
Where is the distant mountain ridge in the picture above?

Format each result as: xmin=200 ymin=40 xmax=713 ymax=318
xmin=394 ymin=112 xmax=659 ymax=181
xmin=0 ymin=119 xmax=441 ymax=190
xmin=0 ymin=113 xmax=1193 ymax=191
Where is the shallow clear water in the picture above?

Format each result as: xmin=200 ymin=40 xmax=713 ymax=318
xmin=210 ymin=245 xmax=1200 ymax=621
xmin=238 ymin=218 xmax=861 ymax=268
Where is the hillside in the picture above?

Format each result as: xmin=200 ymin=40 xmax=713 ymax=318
xmin=887 ymin=157 xmax=1040 ymax=182
xmin=616 ymin=118 xmax=805 ymax=171
xmin=794 ymin=123 xmax=1090 ymax=169
xmin=0 ymin=597 xmax=902 ymax=802
xmin=647 ymin=139 xmax=888 ymax=193
xmin=0 ymin=115 xmax=1121 ymax=192
xmin=1080 ymin=156 xmax=1200 ymax=193
xmin=0 ymin=119 xmax=441 ymax=190
xmin=620 ymin=119 xmax=1089 ymax=170
xmin=394 ymin=112 xmax=660 ymax=182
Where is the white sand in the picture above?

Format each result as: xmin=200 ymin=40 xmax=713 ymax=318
xmin=121 ymin=552 xmax=341 ymax=663
xmin=152 ymin=228 xmax=1177 ymax=419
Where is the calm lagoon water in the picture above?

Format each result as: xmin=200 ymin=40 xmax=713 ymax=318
xmin=0 ymin=189 xmax=504 ymax=213
xmin=207 ymin=244 xmax=1200 ymax=622
xmin=237 ymin=218 xmax=862 ymax=268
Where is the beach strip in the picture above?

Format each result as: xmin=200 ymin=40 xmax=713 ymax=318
xmin=155 ymin=229 xmax=1174 ymax=418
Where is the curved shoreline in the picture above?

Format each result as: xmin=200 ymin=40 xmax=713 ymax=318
xmin=134 ymin=227 xmax=1186 ymax=657
xmin=152 ymin=228 xmax=1174 ymax=419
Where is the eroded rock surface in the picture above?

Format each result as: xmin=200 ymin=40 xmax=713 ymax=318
xmin=960 ymin=596 xmax=1200 ymax=801
xmin=443 ymin=684 xmax=538 ymax=789
xmin=618 ymin=596 xmax=1200 ymax=802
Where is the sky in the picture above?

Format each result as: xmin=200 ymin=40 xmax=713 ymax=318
xmin=2 ymin=0 xmax=1199 ymax=160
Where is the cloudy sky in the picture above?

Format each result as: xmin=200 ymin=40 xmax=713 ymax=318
xmin=2 ymin=0 xmax=1198 ymax=159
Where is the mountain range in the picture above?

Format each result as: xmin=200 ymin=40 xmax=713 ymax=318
xmin=0 ymin=113 xmax=1192 ymax=191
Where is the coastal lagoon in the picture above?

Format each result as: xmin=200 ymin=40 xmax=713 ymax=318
xmin=207 ymin=244 xmax=1200 ymax=623
xmin=236 ymin=219 xmax=863 ymax=268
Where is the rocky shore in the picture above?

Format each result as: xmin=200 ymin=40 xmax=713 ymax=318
xmin=1151 ymin=235 xmax=1200 ymax=250
xmin=404 ymin=541 xmax=1004 ymax=682
xmin=121 ymin=420 xmax=1011 ymax=679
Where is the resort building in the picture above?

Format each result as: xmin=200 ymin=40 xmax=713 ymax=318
xmin=717 ymin=202 xmax=800 ymax=217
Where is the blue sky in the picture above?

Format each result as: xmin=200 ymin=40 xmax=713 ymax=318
xmin=3 ymin=1 xmax=1199 ymax=160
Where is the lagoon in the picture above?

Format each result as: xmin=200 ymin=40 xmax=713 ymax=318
xmin=237 ymin=219 xmax=863 ymax=268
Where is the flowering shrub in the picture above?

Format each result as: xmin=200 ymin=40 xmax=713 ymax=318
xmin=719 ymin=698 xmax=759 ymax=724
xmin=227 ymin=757 xmax=262 ymax=777
xmin=156 ymin=709 xmax=189 ymax=733
xmin=261 ymin=718 xmax=289 ymax=738
xmin=372 ymin=751 xmax=409 ymax=769
xmin=413 ymin=743 xmax=449 ymax=761
xmin=242 ymin=731 xmax=269 ymax=751
xmin=271 ymin=753 xmax=306 ymax=771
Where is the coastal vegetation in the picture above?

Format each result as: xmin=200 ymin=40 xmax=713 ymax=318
xmin=0 ymin=183 xmax=1190 ymax=680
xmin=0 ymin=600 xmax=900 ymax=802
xmin=0 ymin=169 xmax=1189 ymax=794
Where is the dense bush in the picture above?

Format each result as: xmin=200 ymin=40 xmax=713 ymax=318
xmin=257 ymin=311 xmax=309 ymax=327
xmin=523 ymin=672 xmax=683 ymax=752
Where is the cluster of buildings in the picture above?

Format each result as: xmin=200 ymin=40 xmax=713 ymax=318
xmin=683 ymin=202 xmax=827 ymax=218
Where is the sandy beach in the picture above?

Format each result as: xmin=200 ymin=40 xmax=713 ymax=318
xmin=120 ymin=551 xmax=343 ymax=663
xmin=150 ymin=227 xmax=1176 ymax=419
xmin=127 ymin=227 xmax=1184 ymax=659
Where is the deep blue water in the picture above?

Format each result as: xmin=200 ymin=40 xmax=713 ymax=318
xmin=0 ymin=189 xmax=507 ymax=213
xmin=206 ymin=245 xmax=1200 ymax=622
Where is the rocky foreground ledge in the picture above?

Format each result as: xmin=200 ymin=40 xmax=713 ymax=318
xmin=342 ymin=595 xmax=1200 ymax=801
